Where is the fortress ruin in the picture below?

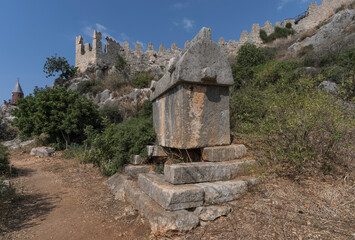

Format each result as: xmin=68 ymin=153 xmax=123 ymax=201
xmin=75 ymin=0 xmax=352 ymax=76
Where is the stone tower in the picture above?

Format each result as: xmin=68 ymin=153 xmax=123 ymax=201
xmin=11 ymin=79 xmax=24 ymax=105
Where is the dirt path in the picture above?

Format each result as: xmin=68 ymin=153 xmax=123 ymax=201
xmin=1 ymin=150 xmax=354 ymax=240
xmin=0 ymin=151 xmax=151 ymax=240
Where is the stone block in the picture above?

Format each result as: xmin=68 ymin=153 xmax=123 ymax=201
xmin=138 ymin=173 xmax=204 ymax=211
xmin=150 ymin=27 xmax=234 ymax=149
xmin=30 ymin=147 xmax=55 ymax=157
xmin=153 ymin=83 xmax=231 ymax=149
xmin=125 ymin=165 xmax=151 ymax=179
xmin=164 ymin=160 xmax=255 ymax=185
xmin=193 ymin=206 xmax=231 ymax=221
xmin=124 ymin=177 xmax=199 ymax=233
xmin=197 ymin=179 xmax=252 ymax=204
xmin=105 ymin=173 xmax=129 ymax=200
xmin=131 ymin=155 xmax=146 ymax=165
xmin=202 ymin=144 xmax=247 ymax=162
xmin=146 ymin=145 xmax=167 ymax=157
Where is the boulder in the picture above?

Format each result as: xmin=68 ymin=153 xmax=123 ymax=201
xmin=30 ymin=147 xmax=55 ymax=157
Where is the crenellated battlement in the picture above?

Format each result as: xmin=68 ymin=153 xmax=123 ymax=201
xmin=75 ymin=32 xmax=185 ymax=74
xmin=75 ymin=0 xmax=352 ymax=74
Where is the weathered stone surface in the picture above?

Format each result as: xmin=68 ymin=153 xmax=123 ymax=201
xmin=150 ymin=27 xmax=233 ymax=149
xmin=30 ymin=147 xmax=55 ymax=157
xmin=131 ymin=155 xmax=146 ymax=165
xmin=147 ymin=145 xmax=167 ymax=157
xmin=197 ymin=179 xmax=253 ymax=204
xmin=150 ymin=27 xmax=233 ymax=101
xmin=124 ymin=177 xmax=199 ymax=233
xmin=125 ymin=165 xmax=151 ymax=179
xmin=193 ymin=206 xmax=231 ymax=221
xmin=164 ymin=160 xmax=255 ymax=185
xmin=153 ymin=83 xmax=231 ymax=149
xmin=138 ymin=173 xmax=204 ymax=211
xmin=105 ymin=173 xmax=129 ymax=200
xmin=202 ymin=144 xmax=247 ymax=162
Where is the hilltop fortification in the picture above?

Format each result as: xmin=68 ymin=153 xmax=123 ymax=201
xmin=75 ymin=0 xmax=353 ymax=75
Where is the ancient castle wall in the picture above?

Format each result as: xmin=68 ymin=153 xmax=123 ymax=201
xmin=76 ymin=31 xmax=183 ymax=74
xmin=75 ymin=0 xmax=353 ymax=73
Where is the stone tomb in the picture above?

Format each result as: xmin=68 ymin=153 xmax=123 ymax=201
xmin=150 ymin=27 xmax=234 ymax=149
xmin=107 ymin=28 xmax=258 ymax=234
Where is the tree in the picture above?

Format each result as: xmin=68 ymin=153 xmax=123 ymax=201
xmin=13 ymin=87 xmax=101 ymax=148
xmin=43 ymin=54 xmax=77 ymax=79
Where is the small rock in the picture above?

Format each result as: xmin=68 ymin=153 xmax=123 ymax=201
xmin=318 ymin=81 xmax=338 ymax=93
xmin=30 ymin=147 xmax=55 ymax=157
xmin=131 ymin=155 xmax=146 ymax=165
xmin=193 ymin=206 xmax=232 ymax=221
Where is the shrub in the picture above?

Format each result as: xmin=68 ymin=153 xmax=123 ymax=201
xmin=12 ymin=87 xmax=101 ymax=148
xmin=115 ymin=55 xmax=127 ymax=71
xmin=0 ymin=120 xmax=17 ymax=141
xmin=61 ymin=143 xmax=87 ymax=162
xmin=260 ymin=27 xmax=296 ymax=43
xmin=76 ymin=79 xmax=103 ymax=95
xmin=231 ymin=43 xmax=268 ymax=89
xmin=84 ymin=101 xmax=156 ymax=175
xmin=132 ymin=71 xmax=155 ymax=89
xmin=0 ymin=145 xmax=10 ymax=176
xmin=100 ymin=105 xmax=122 ymax=124
xmin=285 ymin=22 xmax=292 ymax=29
xmin=230 ymin=57 xmax=354 ymax=177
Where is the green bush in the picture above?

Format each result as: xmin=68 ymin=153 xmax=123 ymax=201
xmin=230 ymin=47 xmax=354 ymax=176
xmin=132 ymin=71 xmax=155 ymax=89
xmin=43 ymin=54 xmax=77 ymax=80
xmin=84 ymin=101 xmax=156 ymax=175
xmin=260 ymin=27 xmax=296 ymax=43
xmin=285 ymin=22 xmax=292 ymax=29
xmin=76 ymin=79 xmax=103 ymax=95
xmin=100 ymin=105 xmax=122 ymax=124
xmin=115 ymin=55 xmax=127 ymax=71
xmin=0 ymin=121 xmax=17 ymax=141
xmin=13 ymin=87 xmax=101 ymax=148
xmin=0 ymin=145 xmax=10 ymax=176
xmin=231 ymin=43 xmax=268 ymax=89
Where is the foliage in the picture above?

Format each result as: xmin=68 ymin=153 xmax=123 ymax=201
xmin=132 ymin=71 xmax=155 ymax=89
xmin=115 ymin=55 xmax=127 ymax=71
xmin=61 ymin=143 xmax=87 ymax=162
xmin=230 ymin=46 xmax=354 ymax=177
xmin=100 ymin=105 xmax=122 ymax=124
xmin=231 ymin=43 xmax=271 ymax=89
xmin=12 ymin=87 xmax=101 ymax=148
xmin=260 ymin=27 xmax=296 ymax=43
xmin=84 ymin=101 xmax=156 ymax=175
xmin=76 ymin=79 xmax=103 ymax=95
xmin=285 ymin=22 xmax=292 ymax=29
xmin=0 ymin=145 xmax=10 ymax=176
xmin=43 ymin=54 xmax=77 ymax=80
xmin=0 ymin=120 xmax=17 ymax=141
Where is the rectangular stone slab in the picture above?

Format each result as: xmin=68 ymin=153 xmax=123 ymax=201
xmin=197 ymin=179 xmax=250 ymax=204
xmin=164 ymin=160 xmax=255 ymax=185
xmin=138 ymin=173 xmax=204 ymax=211
xmin=202 ymin=144 xmax=247 ymax=162
xmin=153 ymin=83 xmax=230 ymax=149
xmin=124 ymin=176 xmax=200 ymax=233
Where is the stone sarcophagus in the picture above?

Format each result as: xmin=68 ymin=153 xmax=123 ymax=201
xmin=150 ymin=28 xmax=234 ymax=149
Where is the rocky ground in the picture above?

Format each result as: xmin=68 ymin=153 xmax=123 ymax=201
xmin=1 ymin=149 xmax=354 ymax=240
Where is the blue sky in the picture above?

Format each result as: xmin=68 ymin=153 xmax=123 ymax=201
xmin=0 ymin=0 xmax=322 ymax=102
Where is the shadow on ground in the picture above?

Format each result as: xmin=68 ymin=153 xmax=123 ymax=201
xmin=0 ymin=192 xmax=59 ymax=234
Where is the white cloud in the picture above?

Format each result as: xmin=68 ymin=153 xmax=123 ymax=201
xmin=172 ymin=2 xmax=185 ymax=9
xmin=82 ymin=23 xmax=130 ymax=45
xmin=182 ymin=18 xmax=194 ymax=31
